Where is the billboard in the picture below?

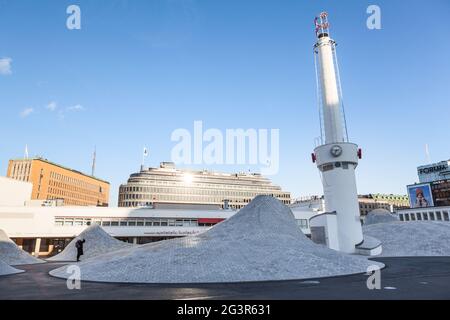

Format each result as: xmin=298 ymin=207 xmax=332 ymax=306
xmin=407 ymin=183 xmax=434 ymax=208
xmin=417 ymin=161 xmax=450 ymax=183
xmin=431 ymin=179 xmax=450 ymax=207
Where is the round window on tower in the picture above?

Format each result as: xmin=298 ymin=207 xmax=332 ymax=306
xmin=330 ymin=145 xmax=343 ymax=157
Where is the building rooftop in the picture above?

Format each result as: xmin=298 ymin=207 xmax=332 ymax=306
xmin=141 ymin=162 xmax=265 ymax=178
xmin=10 ymin=157 xmax=110 ymax=184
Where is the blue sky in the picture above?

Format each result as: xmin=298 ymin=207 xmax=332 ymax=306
xmin=1 ymin=0 xmax=449 ymax=205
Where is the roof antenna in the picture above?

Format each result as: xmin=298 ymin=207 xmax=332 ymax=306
xmin=141 ymin=147 xmax=149 ymax=171
xmin=91 ymin=146 xmax=97 ymax=176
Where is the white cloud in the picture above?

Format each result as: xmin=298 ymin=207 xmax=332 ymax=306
xmin=20 ymin=108 xmax=34 ymax=118
xmin=46 ymin=101 xmax=57 ymax=111
xmin=67 ymin=104 xmax=84 ymax=112
xmin=0 ymin=57 xmax=12 ymax=75
xmin=18 ymin=102 xmax=85 ymax=120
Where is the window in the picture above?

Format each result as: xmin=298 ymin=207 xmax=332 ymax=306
xmin=411 ymin=214 xmax=416 ymax=221
xmin=423 ymin=213 xmax=429 ymax=221
xmin=182 ymin=220 xmax=191 ymax=227
xmin=399 ymin=214 xmax=404 ymax=221
xmin=444 ymin=211 xmax=449 ymax=222
xmin=430 ymin=213 xmax=435 ymax=221
xmin=405 ymin=214 xmax=410 ymax=221
xmin=417 ymin=213 xmax=422 ymax=221
xmin=321 ymin=164 xmax=334 ymax=172
xmin=128 ymin=220 xmax=137 ymax=226
xmin=297 ymin=219 xmax=309 ymax=229
xmin=436 ymin=212 xmax=442 ymax=221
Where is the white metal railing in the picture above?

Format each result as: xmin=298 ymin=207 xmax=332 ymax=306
xmin=397 ymin=207 xmax=450 ymax=222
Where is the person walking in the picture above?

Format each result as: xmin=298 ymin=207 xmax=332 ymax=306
xmin=75 ymin=239 xmax=86 ymax=262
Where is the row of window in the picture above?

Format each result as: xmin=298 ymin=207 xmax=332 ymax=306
xmin=120 ymin=185 xmax=289 ymax=199
xmin=125 ymin=178 xmax=287 ymax=193
xmin=54 ymin=217 xmax=308 ymax=230
xmin=360 ymin=203 xmax=390 ymax=209
xmin=10 ymin=175 xmax=29 ymax=182
xmin=372 ymin=194 xmax=409 ymax=200
xmin=399 ymin=211 xmax=450 ymax=222
xmin=359 ymin=203 xmax=391 ymax=216
xmin=119 ymin=197 xmax=291 ymax=208
xmin=47 ymin=187 xmax=102 ymax=203
xmin=48 ymin=180 xmax=104 ymax=197
xmin=10 ymin=162 xmax=32 ymax=178
xmin=55 ymin=217 xmax=211 ymax=228
xmin=49 ymin=171 xmax=104 ymax=193
xmin=120 ymin=193 xmax=286 ymax=202
xmin=320 ymin=162 xmax=354 ymax=172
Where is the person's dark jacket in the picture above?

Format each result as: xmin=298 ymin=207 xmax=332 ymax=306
xmin=75 ymin=240 xmax=84 ymax=255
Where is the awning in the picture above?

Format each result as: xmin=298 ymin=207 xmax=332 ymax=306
xmin=197 ymin=218 xmax=225 ymax=224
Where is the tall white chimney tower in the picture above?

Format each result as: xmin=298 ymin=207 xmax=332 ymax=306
xmin=311 ymin=12 xmax=364 ymax=253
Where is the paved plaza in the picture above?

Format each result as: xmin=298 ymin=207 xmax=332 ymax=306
xmin=1 ymin=257 xmax=450 ymax=300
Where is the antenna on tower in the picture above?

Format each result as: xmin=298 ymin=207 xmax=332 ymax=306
xmin=314 ymin=12 xmax=330 ymax=38
xmin=313 ymin=12 xmax=348 ymax=144
xmin=24 ymin=144 xmax=29 ymax=159
xmin=91 ymin=146 xmax=97 ymax=177
xmin=141 ymin=147 xmax=149 ymax=171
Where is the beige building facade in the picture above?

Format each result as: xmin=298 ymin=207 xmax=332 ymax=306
xmin=358 ymin=194 xmax=410 ymax=216
xmin=119 ymin=162 xmax=291 ymax=209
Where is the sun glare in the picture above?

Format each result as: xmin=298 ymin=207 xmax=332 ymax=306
xmin=183 ymin=173 xmax=193 ymax=185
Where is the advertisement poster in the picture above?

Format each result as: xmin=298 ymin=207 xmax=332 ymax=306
xmin=408 ymin=184 xmax=434 ymax=208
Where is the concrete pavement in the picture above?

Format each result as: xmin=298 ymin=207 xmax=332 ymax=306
xmin=0 ymin=257 xmax=449 ymax=300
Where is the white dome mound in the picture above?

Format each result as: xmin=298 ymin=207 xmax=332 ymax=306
xmin=47 ymin=225 xmax=133 ymax=262
xmin=0 ymin=229 xmax=44 ymax=266
xmin=364 ymin=221 xmax=450 ymax=257
xmin=0 ymin=258 xmax=24 ymax=276
xmin=364 ymin=209 xmax=399 ymax=225
xmin=50 ymin=196 xmax=383 ymax=284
